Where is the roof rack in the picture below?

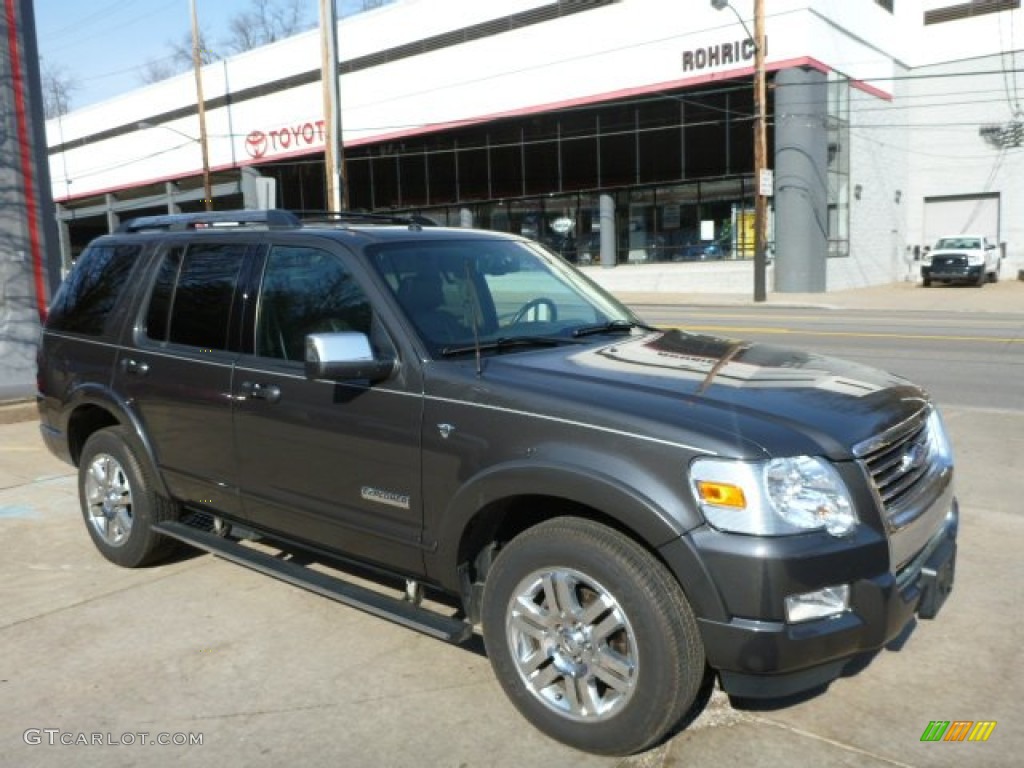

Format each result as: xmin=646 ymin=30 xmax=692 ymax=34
xmin=296 ymin=210 xmax=439 ymax=229
xmin=118 ymin=209 xmax=301 ymax=233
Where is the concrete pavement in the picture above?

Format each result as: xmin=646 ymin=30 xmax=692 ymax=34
xmin=2 ymin=408 xmax=1020 ymax=767
xmin=1 ymin=278 xmax=1022 ymax=767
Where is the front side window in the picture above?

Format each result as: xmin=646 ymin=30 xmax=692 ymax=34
xmin=256 ymin=245 xmax=373 ymax=361
xmin=369 ymin=238 xmax=636 ymax=355
xmin=144 ymin=243 xmax=247 ymax=350
xmin=47 ymin=243 xmax=141 ymax=335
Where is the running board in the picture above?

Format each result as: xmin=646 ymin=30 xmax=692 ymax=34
xmin=153 ymin=520 xmax=473 ymax=644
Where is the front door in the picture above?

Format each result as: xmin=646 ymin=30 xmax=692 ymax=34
xmin=232 ymin=242 xmax=425 ymax=573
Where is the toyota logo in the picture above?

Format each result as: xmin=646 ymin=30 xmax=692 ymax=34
xmin=245 ymin=130 xmax=269 ymax=159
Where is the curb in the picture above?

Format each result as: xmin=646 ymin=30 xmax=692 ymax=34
xmin=0 ymin=400 xmax=38 ymax=425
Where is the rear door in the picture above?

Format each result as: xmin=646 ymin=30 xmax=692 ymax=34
xmin=115 ymin=239 xmax=254 ymax=517
xmin=231 ymin=238 xmax=426 ymax=573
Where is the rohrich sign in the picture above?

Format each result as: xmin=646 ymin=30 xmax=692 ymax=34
xmin=681 ymin=37 xmax=762 ymax=72
xmin=245 ymin=120 xmax=327 ymax=160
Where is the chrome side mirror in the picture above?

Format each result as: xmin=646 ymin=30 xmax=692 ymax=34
xmin=304 ymin=332 xmax=396 ymax=382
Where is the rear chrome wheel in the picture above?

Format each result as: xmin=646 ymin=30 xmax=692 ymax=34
xmin=84 ymin=453 xmax=134 ymax=547
xmin=78 ymin=427 xmax=179 ymax=567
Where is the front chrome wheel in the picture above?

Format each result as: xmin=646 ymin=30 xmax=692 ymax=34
xmin=482 ymin=518 xmax=706 ymax=755
xmin=84 ymin=453 xmax=134 ymax=547
xmin=506 ymin=567 xmax=638 ymax=722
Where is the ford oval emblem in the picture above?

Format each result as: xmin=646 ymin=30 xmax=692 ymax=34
xmin=900 ymin=441 xmax=927 ymax=473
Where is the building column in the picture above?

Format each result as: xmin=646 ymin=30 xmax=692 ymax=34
xmin=773 ymin=67 xmax=828 ymax=292
xmin=105 ymin=194 xmax=120 ymax=233
xmin=165 ymin=182 xmax=182 ymax=214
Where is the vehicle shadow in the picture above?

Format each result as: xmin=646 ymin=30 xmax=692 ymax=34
xmin=727 ymin=617 xmax=919 ymax=713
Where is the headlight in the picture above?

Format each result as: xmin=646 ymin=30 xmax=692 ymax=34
xmin=690 ymin=456 xmax=857 ymax=537
xmin=926 ymin=408 xmax=954 ymax=465
xmin=967 ymin=253 xmax=984 ymax=266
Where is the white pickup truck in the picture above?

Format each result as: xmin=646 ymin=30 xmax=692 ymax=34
xmin=922 ymin=234 xmax=1001 ymax=287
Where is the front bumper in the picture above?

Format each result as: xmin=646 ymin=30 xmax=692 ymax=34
xmin=922 ymin=264 xmax=983 ymax=283
xmin=676 ymin=499 xmax=959 ymax=699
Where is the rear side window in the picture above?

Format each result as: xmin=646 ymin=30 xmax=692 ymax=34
xmin=47 ymin=243 xmax=141 ymax=335
xmin=144 ymin=243 xmax=247 ymax=350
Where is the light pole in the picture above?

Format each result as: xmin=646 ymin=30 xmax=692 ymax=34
xmin=320 ymin=0 xmax=347 ymax=211
xmin=712 ymin=0 xmax=768 ymax=302
xmin=190 ymin=0 xmax=213 ymax=210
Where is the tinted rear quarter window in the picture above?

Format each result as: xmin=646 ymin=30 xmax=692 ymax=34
xmin=47 ymin=243 xmax=142 ymax=335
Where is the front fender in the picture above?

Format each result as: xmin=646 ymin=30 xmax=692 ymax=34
xmin=425 ymin=454 xmax=696 ymax=591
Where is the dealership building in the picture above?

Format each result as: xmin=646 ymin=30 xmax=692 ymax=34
xmin=45 ymin=0 xmax=1024 ymax=292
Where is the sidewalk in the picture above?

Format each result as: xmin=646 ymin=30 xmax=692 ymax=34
xmin=582 ymin=262 xmax=1024 ymax=313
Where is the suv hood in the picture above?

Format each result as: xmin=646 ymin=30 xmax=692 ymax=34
xmin=478 ymin=330 xmax=928 ymax=459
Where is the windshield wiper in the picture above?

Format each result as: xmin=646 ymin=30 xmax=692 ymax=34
xmin=440 ymin=336 xmax=581 ymax=357
xmin=571 ymin=319 xmax=659 ymax=338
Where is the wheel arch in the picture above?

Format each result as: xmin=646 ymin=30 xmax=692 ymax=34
xmin=63 ymin=385 xmax=170 ymax=497
xmin=426 ymin=461 xmax=715 ymax=622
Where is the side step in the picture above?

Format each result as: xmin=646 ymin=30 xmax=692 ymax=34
xmin=153 ymin=520 xmax=473 ymax=644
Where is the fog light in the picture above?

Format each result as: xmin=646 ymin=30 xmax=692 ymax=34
xmin=785 ymin=585 xmax=850 ymax=623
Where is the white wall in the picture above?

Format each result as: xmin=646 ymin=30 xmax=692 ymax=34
xmin=838 ymin=65 xmax=913 ymax=289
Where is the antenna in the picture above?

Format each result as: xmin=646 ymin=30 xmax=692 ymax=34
xmin=463 ymin=260 xmax=483 ymax=376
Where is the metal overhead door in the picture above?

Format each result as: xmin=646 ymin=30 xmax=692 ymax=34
xmin=923 ymin=194 xmax=1000 ymax=245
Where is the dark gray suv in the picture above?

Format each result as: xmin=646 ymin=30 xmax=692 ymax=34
xmin=37 ymin=210 xmax=958 ymax=756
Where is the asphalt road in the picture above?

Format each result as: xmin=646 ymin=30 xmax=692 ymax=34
xmin=635 ymin=304 xmax=1024 ymax=412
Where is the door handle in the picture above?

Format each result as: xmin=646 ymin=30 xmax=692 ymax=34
xmin=121 ymin=358 xmax=149 ymax=375
xmin=241 ymin=381 xmax=281 ymax=403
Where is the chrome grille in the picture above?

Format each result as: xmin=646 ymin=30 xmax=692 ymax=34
xmin=854 ymin=409 xmax=933 ymax=523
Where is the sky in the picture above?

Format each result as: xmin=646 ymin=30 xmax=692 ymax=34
xmin=34 ymin=0 xmax=373 ymax=111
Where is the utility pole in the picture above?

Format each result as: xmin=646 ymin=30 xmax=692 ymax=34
xmin=752 ymin=0 xmax=767 ymax=302
xmin=320 ymin=0 xmax=347 ymax=211
xmin=190 ymin=0 xmax=213 ymax=211
xmin=712 ymin=0 xmax=769 ymax=301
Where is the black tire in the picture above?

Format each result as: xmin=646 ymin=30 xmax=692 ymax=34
xmin=78 ymin=426 xmax=179 ymax=568
xmin=976 ymin=270 xmax=986 ymax=287
xmin=989 ymin=266 xmax=999 ymax=284
xmin=922 ymin=277 xmax=931 ymax=287
xmin=481 ymin=517 xmax=705 ymax=756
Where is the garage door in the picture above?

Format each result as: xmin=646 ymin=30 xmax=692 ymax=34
xmin=923 ymin=194 xmax=1000 ymax=246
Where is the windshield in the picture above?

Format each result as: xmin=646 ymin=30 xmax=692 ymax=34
xmin=367 ymin=237 xmax=641 ymax=356
xmin=934 ymin=237 xmax=981 ymax=250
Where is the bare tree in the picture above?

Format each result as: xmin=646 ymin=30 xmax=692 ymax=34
xmin=139 ymin=57 xmax=180 ymax=86
xmin=136 ymin=0 xmax=391 ymax=86
xmin=41 ymin=61 xmax=79 ymax=118
xmin=139 ymin=30 xmax=219 ymax=85
xmin=222 ymin=0 xmax=314 ymax=54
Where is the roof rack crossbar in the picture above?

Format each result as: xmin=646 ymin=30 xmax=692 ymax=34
xmin=118 ymin=209 xmax=301 ymax=233
xmin=294 ymin=210 xmax=438 ymax=228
